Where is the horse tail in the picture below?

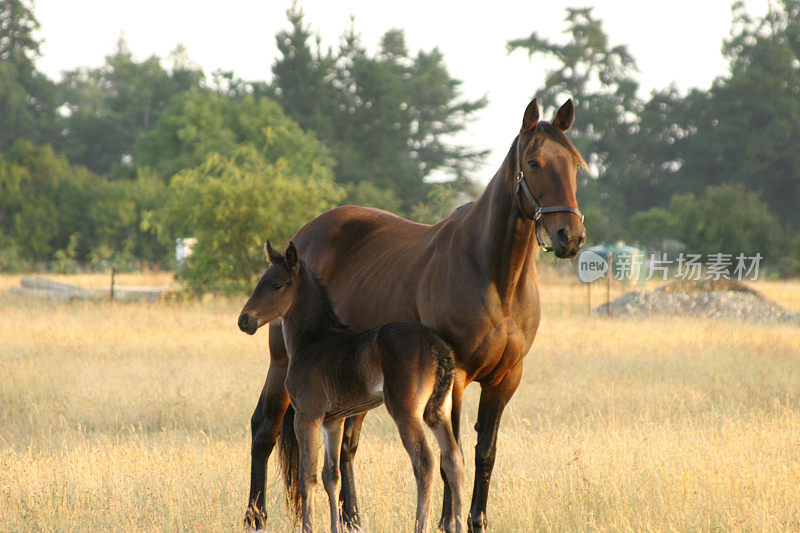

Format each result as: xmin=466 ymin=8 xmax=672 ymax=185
xmin=423 ymin=335 xmax=455 ymax=427
xmin=278 ymin=403 xmax=302 ymax=520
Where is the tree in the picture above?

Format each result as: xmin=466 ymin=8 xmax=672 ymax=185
xmin=671 ymin=0 xmax=800 ymax=228
xmin=154 ymin=145 xmax=342 ymax=293
xmin=0 ymin=0 xmax=57 ymax=151
xmin=271 ymin=7 xmax=487 ymax=211
xmin=134 ymin=90 xmax=333 ymax=181
xmin=0 ymin=141 xmax=103 ymax=263
xmin=54 ymin=38 xmax=205 ymax=176
xmin=632 ymin=184 xmax=780 ymax=260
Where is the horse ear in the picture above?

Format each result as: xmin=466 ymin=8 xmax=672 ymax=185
xmin=265 ymin=241 xmax=283 ymax=264
xmin=553 ymin=99 xmax=574 ymax=131
xmin=521 ymin=98 xmax=539 ymax=131
xmin=285 ymin=241 xmax=299 ymax=270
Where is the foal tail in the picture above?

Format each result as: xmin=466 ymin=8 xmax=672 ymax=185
xmin=423 ymin=336 xmax=455 ymax=426
xmin=278 ymin=404 xmax=302 ymax=520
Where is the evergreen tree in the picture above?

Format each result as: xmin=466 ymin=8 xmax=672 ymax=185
xmin=54 ymin=38 xmax=205 ymax=176
xmin=0 ymin=0 xmax=56 ymax=151
xmin=271 ymin=7 xmax=487 ymax=211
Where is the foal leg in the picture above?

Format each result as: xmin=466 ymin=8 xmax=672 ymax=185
xmin=246 ymin=322 xmax=290 ymax=528
xmin=431 ymin=414 xmax=467 ymax=533
xmin=438 ymin=372 xmax=466 ymax=533
xmin=393 ymin=416 xmax=436 ymax=533
xmin=322 ymin=419 xmax=346 ymax=533
xmin=295 ymin=412 xmax=324 ymax=533
xmin=338 ymin=412 xmax=366 ymax=530
xmin=468 ymin=364 xmax=522 ymax=533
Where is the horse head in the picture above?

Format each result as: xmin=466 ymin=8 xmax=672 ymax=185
xmin=516 ymin=98 xmax=586 ymax=258
xmin=238 ymin=241 xmax=299 ymax=335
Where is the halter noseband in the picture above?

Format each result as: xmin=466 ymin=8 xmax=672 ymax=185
xmin=514 ymin=135 xmax=585 ymax=252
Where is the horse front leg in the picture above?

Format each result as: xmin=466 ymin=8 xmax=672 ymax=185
xmin=338 ymin=412 xmax=367 ymax=530
xmin=469 ymin=364 xmax=522 ymax=533
xmin=245 ymin=322 xmax=290 ymax=529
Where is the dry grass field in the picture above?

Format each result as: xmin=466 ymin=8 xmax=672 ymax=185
xmin=1 ymin=271 xmax=799 ymax=531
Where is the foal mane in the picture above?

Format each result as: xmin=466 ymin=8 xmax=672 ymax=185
xmin=300 ymin=262 xmax=350 ymax=331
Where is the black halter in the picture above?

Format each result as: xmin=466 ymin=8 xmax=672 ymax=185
xmin=514 ymin=135 xmax=584 ymax=252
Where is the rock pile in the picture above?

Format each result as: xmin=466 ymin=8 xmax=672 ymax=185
xmin=594 ymin=280 xmax=800 ymax=324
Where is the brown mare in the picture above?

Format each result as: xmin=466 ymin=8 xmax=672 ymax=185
xmin=239 ymin=241 xmax=466 ymax=532
xmin=243 ymin=98 xmax=586 ymax=532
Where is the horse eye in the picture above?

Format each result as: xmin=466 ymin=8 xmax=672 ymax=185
xmin=528 ymin=160 xmax=540 ymax=168
xmin=270 ymin=282 xmax=282 ymax=290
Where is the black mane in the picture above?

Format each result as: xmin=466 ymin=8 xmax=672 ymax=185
xmin=306 ymin=266 xmax=349 ymax=331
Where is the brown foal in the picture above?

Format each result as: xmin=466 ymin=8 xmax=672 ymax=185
xmin=239 ymin=241 xmax=466 ymax=533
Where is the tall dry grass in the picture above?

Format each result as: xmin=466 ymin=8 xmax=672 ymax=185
xmin=1 ymin=272 xmax=799 ymax=531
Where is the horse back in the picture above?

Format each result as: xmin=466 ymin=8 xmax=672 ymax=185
xmin=291 ymin=206 xmax=436 ymax=329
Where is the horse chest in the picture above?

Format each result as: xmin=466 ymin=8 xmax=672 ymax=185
xmin=455 ymin=316 xmax=529 ymax=383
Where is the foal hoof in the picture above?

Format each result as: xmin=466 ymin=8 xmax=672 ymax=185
xmin=243 ymin=506 xmax=266 ymax=531
xmin=437 ymin=518 xmax=456 ymax=533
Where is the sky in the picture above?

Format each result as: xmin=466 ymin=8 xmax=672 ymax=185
xmin=34 ymin=0 xmax=768 ymax=182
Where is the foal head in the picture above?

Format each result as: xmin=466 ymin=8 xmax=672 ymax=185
xmin=516 ymin=98 xmax=586 ymax=258
xmin=238 ymin=241 xmax=299 ymax=335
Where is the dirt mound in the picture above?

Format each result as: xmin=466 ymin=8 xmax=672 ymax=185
xmin=594 ymin=280 xmax=799 ymax=324
xmin=656 ymin=279 xmax=757 ymax=295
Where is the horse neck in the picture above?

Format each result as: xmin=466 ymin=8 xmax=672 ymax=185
xmin=282 ymin=264 xmax=345 ymax=347
xmin=464 ymin=137 xmax=537 ymax=296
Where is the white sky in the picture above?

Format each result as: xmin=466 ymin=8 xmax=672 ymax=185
xmin=34 ymin=0 xmax=768 ymax=182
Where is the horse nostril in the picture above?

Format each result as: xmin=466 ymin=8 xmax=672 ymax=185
xmin=556 ymin=227 xmax=569 ymax=244
xmin=577 ymin=232 xmax=586 ymax=247
xmin=238 ymin=314 xmax=250 ymax=332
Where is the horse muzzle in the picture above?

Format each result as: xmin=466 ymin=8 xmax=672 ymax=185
xmin=551 ymin=225 xmax=586 ymax=258
xmin=238 ymin=312 xmax=259 ymax=335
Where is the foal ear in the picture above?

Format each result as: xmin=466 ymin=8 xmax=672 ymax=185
xmin=265 ymin=241 xmax=283 ymax=265
xmin=285 ymin=241 xmax=299 ymax=270
xmin=521 ymin=98 xmax=539 ymax=131
xmin=553 ymin=99 xmax=574 ymax=131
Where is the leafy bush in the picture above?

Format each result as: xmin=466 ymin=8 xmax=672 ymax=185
xmin=155 ymin=145 xmax=342 ymax=294
xmin=632 ymin=183 xmax=781 ymax=260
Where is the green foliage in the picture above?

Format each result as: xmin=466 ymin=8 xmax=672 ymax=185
xmin=54 ymin=39 xmax=205 ymax=176
xmin=0 ymin=141 xmax=165 ymax=269
xmin=271 ymin=6 xmax=487 ymax=210
xmin=155 ymin=145 xmax=342 ymax=294
xmin=670 ymin=0 xmax=800 ymax=228
xmin=134 ymin=91 xmax=332 ymax=181
xmin=0 ymin=141 xmax=90 ymax=262
xmin=408 ymin=185 xmax=459 ymax=225
xmin=632 ymin=184 xmax=780 ymax=257
xmin=0 ymin=0 xmax=57 ymax=151
xmin=343 ymin=181 xmax=403 ymax=214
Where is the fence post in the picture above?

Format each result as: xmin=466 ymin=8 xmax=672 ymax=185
xmin=606 ymin=252 xmax=612 ymax=316
xmin=110 ymin=267 xmax=116 ymax=301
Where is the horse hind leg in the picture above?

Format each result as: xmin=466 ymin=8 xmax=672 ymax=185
xmin=322 ymin=418 xmax=346 ymax=533
xmin=392 ymin=415 xmax=436 ymax=533
xmin=339 ymin=412 xmax=366 ymax=531
xmin=294 ymin=412 xmax=324 ymax=533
